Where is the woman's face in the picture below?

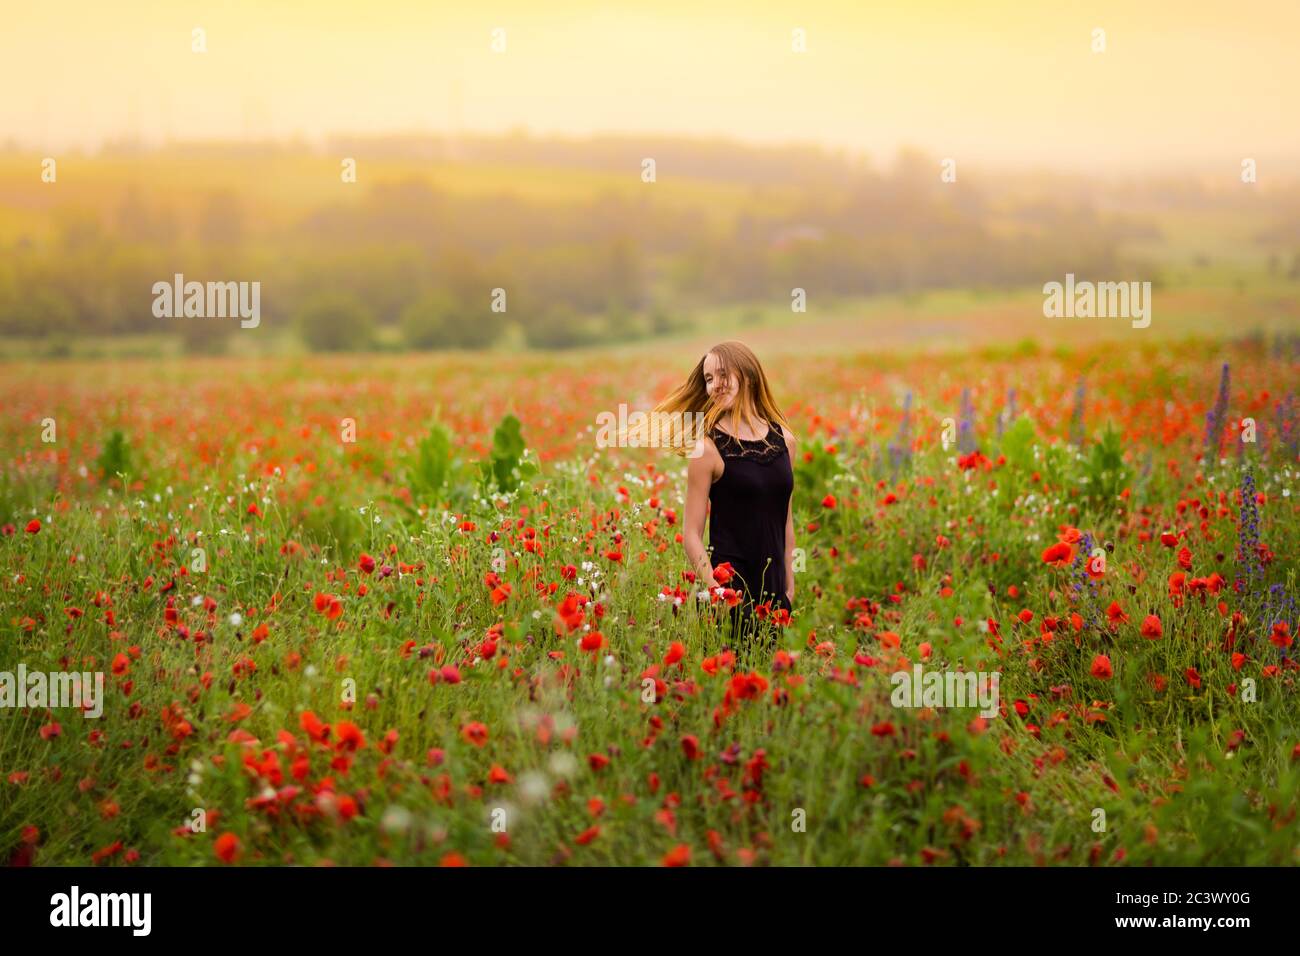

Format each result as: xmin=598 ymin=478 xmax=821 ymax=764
xmin=702 ymin=352 xmax=739 ymax=409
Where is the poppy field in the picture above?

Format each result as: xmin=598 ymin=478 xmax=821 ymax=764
xmin=2 ymin=334 xmax=1299 ymax=867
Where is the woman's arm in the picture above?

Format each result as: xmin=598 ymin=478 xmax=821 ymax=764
xmin=782 ymin=426 xmax=797 ymax=602
xmin=683 ymin=438 xmax=721 ymax=590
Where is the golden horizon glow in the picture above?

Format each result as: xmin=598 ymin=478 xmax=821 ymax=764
xmin=2 ymin=0 xmax=1297 ymax=173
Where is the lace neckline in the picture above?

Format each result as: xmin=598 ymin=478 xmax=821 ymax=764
xmin=711 ymin=422 xmax=784 ymax=462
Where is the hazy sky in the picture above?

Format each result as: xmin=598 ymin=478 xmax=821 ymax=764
xmin=4 ymin=0 xmax=1297 ymax=172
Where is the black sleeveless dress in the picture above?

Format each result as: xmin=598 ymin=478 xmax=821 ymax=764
xmin=708 ymin=423 xmax=794 ymax=629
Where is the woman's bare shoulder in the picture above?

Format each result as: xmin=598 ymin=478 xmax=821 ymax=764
xmin=687 ymin=434 xmax=722 ymax=469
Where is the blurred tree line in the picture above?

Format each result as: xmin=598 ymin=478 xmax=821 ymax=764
xmin=0 ymin=142 xmax=1165 ymax=354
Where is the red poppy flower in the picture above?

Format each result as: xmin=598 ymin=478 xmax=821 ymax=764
xmin=335 ymin=794 xmax=359 ymax=821
xmin=299 ymin=710 xmax=331 ymax=744
xmin=214 ymin=832 xmax=240 ymax=864
xmin=727 ymin=672 xmax=769 ymax=702
xmin=712 ymin=562 xmax=734 ymax=585
xmin=554 ymin=593 xmax=586 ymax=634
xmin=25 ymin=519 xmax=41 ymax=534
xmin=1086 ymin=552 xmax=1106 ymax=579
xmin=92 ymin=841 xmax=123 ymax=865
xmin=1040 ymin=541 xmax=1071 ymax=564
xmin=1140 ymin=615 xmax=1163 ymax=639
xmin=710 ymin=586 xmax=742 ymax=608
xmin=1090 ymin=655 xmax=1113 ymax=680
xmin=662 ymin=844 xmax=691 ymax=867
xmin=313 ymin=592 xmax=343 ymax=619
xmin=821 ymin=494 xmax=837 ymax=509
xmin=334 ymin=720 xmax=366 ymax=752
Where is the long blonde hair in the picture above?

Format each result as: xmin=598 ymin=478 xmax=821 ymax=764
xmin=647 ymin=341 xmax=792 ymax=457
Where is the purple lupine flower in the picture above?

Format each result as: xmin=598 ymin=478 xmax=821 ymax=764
xmin=1070 ymin=530 xmax=1103 ymax=632
xmin=888 ymin=392 xmax=912 ymax=476
xmin=1235 ymin=466 xmax=1262 ymax=612
xmin=1263 ymin=582 xmax=1289 ymax=651
xmin=958 ymin=387 xmax=975 ymax=455
xmin=1279 ymin=587 xmax=1299 ymax=663
xmin=1203 ymin=363 xmax=1230 ymax=460
xmin=1276 ymin=393 xmax=1298 ymax=463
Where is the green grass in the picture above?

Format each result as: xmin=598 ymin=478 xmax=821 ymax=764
xmin=1 ymin=339 xmax=1297 ymax=865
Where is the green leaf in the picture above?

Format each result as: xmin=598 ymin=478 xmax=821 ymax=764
xmin=1000 ymin=416 xmax=1036 ymax=472
xmin=409 ymin=421 xmax=454 ymax=504
xmin=1084 ymin=421 xmax=1131 ymax=505
xmin=484 ymin=413 xmax=529 ymax=494
xmin=96 ymin=430 xmax=132 ymax=485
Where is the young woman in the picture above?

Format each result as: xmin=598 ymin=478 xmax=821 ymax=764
xmin=654 ymin=341 xmax=796 ymax=647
